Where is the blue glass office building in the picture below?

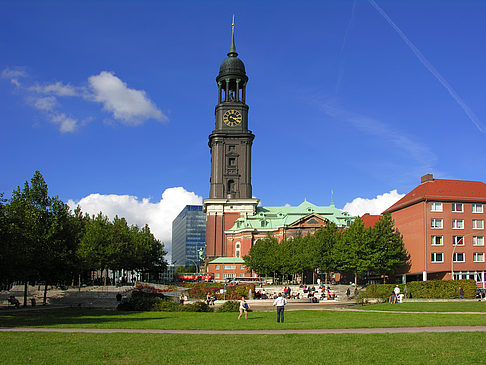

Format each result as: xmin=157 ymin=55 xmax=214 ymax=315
xmin=172 ymin=205 xmax=206 ymax=268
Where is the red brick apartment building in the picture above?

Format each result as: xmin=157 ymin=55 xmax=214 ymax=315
xmin=385 ymin=174 xmax=486 ymax=287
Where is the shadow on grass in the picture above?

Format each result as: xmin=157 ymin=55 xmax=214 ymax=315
xmin=0 ymin=308 xmax=166 ymax=328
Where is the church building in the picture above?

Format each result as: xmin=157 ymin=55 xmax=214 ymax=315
xmin=204 ymin=21 xmax=354 ymax=280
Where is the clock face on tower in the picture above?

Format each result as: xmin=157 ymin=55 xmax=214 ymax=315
xmin=223 ymin=110 xmax=242 ymax=127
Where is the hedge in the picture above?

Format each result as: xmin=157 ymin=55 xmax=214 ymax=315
xmin=361 ymin=279 xmax=477 ymax=300
xmin=186 ymin=283 xmax=255 ymax=300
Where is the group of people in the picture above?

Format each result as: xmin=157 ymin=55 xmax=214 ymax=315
xmin=239 ymin=293 xmax=288 ymax=323
xmin=205 ymin=293 xmax=217 ymax=305
xmin=389 ymin=285 xmax=409 ymax=303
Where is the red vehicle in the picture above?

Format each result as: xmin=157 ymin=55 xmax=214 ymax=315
xmin=175 ymin=273 xmax=214 ymax=282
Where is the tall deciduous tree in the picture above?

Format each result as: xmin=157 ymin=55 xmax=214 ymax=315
xmin=369 ymin=212 xmax=409 ymax=277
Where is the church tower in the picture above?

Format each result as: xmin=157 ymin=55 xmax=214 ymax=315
xmin=204 ymin=18 xmax=259 ymax=260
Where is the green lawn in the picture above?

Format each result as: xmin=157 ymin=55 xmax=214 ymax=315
xmin=0 ymin=332 xmax=485 ymax=364
xmin=1 ymin=307 xmax=486 ymax=330
xmin=355 ymin=301 xmax=486 ymax=312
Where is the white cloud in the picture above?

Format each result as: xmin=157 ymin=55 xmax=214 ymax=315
xmin=50 ymin=113 xmax=78 ymax=133
xmin=29 ymin=81 xmax=81 ymax=97
xmin=1 ymin=67 xmax=27 ymax=87
xmin=67 ymin=187 xmax=203 ymax=261
xmin=343 ymin=189 xmax=404 ymax=216
xmin=31 ymin=96 xmax=57 ymax=111
xmin=2 ymin=67 xmax=167 ymax=133
xmin=88 ymin=71 xmax=167 ymax=125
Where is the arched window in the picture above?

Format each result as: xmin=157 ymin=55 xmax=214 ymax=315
xmin=235 ymin=242 xmax=240 ymax=258
xmin=227 ymin=180 xmax=234 ymax=193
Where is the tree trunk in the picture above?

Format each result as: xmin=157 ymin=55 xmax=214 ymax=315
xmin=78 ymin=274 xmax=81 ymax=292
xmin=43 ymin=282 xmax=48 ymax=305
xmin=23 ymin=281 xmax=28 ymax=307
xmin=103 ymin=268 xmax=107 ymax=286
xmin=354 ymin=273 xmax=358 ymax=288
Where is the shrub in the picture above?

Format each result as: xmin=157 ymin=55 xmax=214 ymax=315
xmin=361 ymin=279 xmax=476 ymax=300
xmin=186 ymin=283 xmax=255 ymax=300
xmin=118 ymin=294 xmax=164 ymax=311
xmin=183 ymin=301 xmax=213 ymax=312
xmin=153 ymin=300 xmax=183 ymax=312
xmin=216 ymin=300 xmax=240 ymax=312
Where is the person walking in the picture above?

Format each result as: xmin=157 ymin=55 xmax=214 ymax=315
xmin=459 ymin=286 xmax=464 ymax=299
xmin=273 ymin=292 xmax=288 ymax=323
xmin=238 ymin=296 xmax=249 ymax=320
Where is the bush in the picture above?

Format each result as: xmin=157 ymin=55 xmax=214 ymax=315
xmin=186 ymin=283 xmax=255 ymax=300
xmin=118 ymin=294 xmax=164 ymax=311
xmin=183 ymin=301 xmax=213 ymax=312
xmin=361 ymin=279 xmax=477 ymax=300
xmin=153 ymin=300 xmax=183 ymax=312
xmin=216 ymin=300 xmax=240 ymax=312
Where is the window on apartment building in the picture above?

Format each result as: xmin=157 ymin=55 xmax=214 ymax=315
xmin=431 ymin=236 xmax=443 ymax=245
xmin=431 ymin=252 xmax=443 ymax=263
xmin=215 ymin=265 xmax=220 ymax=270
xmin=215 ymin=273 xmax=220 ymax=279
xmin=452 ymin=236 xmax=464 ymax=246
xmin=473 ymin=236 xmax=485 ymax=246
xmin=430 ymin=202 xmax=443 ymax=212
xmin=453 ymin=252 xmax=465 ymax=262
xmin=224 ymin=265 xmax=236 ymax=270
xmin=452 ymin=219 xmax=464 ymax=229
xmin=224 ymin=273 xmax=236 ymax=278
xmin=451 ymin=203 xmax=463 ymax=212
xmin=472 ymin=220 xmax=484 ymax=229
xmin=431 ymin=218 xmax=443 ymax=229
xmin=240 ymin=265 xmax=245 ymax=269
xmin=472 ymin=204 xmax=484 ymax=213
xmin=473 ymin=253 xmax=485 ymax=262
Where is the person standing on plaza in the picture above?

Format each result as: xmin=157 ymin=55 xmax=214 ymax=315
xmin=273 ymin=292 xmax=288 ymax=323
xmin=459 ymin=286 xmax=464 ymax=299
xmin=394 ymin=285 xmax=400 ymax=297
xmin=238 ymin=296 xmax=249 ymax=320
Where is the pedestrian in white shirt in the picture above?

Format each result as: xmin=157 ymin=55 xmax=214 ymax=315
xmin=273 ymin=293 xmax=288 ymax=323
xmin=394 ymin=285 xmax=400 ymax=297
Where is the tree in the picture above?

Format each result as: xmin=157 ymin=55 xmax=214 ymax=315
xmin=311 ymin=222 xmax=340 ymax=282
xmin=369 ymin=212 xmax=409 ymax=278
xmin=333 ymin=217 xmax=373 ymax=287
xmin=243 ymin=235 xmax=279 ymax=279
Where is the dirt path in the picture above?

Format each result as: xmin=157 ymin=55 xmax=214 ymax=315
xmin=1 ymin=326 xmax=486 ymax=334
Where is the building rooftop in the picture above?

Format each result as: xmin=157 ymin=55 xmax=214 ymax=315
xmin=385 ymin=174 xmax=486 ymax=213
xmin=361 ymin=213 xmax=382 ymax=228
xmin=208 ymin=257 xmax=246 ymax=264
xmin=227 ymin=200 xmax=354 ymax=232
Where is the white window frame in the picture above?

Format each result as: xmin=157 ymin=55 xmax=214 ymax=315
xmin=431 ymin=252 xmax=443 ymax=263
xmin=472 ymin=203 xmax=484 ymax=213
xmin=473 ymin=236 xmax=485 ymax=246
xmin=453 ymin=252 xmax=465 ymax=262
xmin=473 ymin=253 xmax=485 ymax=263
xmin=224 ymin=265 xmax=236 ymax=270
xmin=215 ymin=265 xmax=220 ymax=270
xmin=223 ymin=273 xmax=236 ymax=279
xmin=215 ymin=273 xmax=220 ymax=279
xmin=431 ymin=218 xmax=443 ymax=229
xmin=240 ymin=265 xmax=245 ymax=269
xmin=452 ymin=236 xmax=464 ymax=246
xmin=451 ymin=203 xmax=464 ymax=213
xmin=452 ymin=219 xmax=464 ymax=229
xmin=430 ymin=202 xmax=443 ymax=212
xmin=431 ymin=236 xmax=443 ymax=246
xmin=472 ymin=220 xmax=484 ymax=230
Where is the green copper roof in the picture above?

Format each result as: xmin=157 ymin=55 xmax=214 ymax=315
xmin=227 ymin=200 xmax=355 ymax=232
xmin=208 ymin=257 xmax=246 ymax=264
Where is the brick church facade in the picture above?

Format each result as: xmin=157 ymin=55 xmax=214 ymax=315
xmin=203 ymin=21 xmax=354 ymax=280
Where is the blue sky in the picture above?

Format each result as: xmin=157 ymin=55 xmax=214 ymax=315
xmin=2 ymin=0 xmax=485 ymax=253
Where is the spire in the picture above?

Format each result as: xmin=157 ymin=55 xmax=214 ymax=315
xmin=330 ymin=189 xmax=335 ymax=207
xmin=228 ymin=14 xmax=238 ymax=57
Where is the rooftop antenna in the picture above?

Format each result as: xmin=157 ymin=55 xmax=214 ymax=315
xmin=330 ymin=189 xmax=335 ymax=206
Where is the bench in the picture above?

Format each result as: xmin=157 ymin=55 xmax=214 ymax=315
xmin=7 ymin=297 xmax=20 ymax=308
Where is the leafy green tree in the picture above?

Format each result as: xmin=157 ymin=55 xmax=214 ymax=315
xmin=243 ymin=235 xmax=279 ymax=279
xmin=310 ymin=222 xmax=340 ymax=282
xmin=333 ymin=217 xmax=372 ymax=287
xmin=369 ymin=212 xmax=409 ymax=278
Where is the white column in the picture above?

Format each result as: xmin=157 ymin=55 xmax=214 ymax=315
xmin=402 ymin=274 xmax=407 ymax=284
xmin=422 ymin=271 xmax=427 ymax=281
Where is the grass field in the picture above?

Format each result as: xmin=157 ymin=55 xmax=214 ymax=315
xmin=355 ymin=301 xmax=486 ymax=312
xmin=1 ymin=305 xmax=486 ymax=330
xmin=0 ymin=332 xmax=485 ymax=364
